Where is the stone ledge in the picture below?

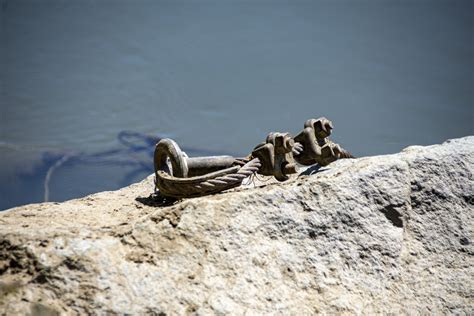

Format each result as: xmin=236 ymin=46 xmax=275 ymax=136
xmin=1 ymin=136 xmax=473 ymax=314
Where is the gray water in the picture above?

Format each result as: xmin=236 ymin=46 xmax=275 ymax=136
xmin=1 ymin=0 xmax=473 ymax=210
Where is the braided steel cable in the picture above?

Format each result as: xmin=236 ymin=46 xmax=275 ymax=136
xmin=155 ymin=130 xmax=354 ymax=199
xmin=292 ymin=142 xmax=304 ymax=156
xmin=155 ymin=140 xmax=353 ymax=199
xmin=292 ymin=141 xmax=354 ymax=161
xmin=327 ymin=140 xmax=355 ymax=159
xmin=156 ymin=158 xmax=261 ymax=199
xmin=338 ymin=148 xmax=354 ymax=158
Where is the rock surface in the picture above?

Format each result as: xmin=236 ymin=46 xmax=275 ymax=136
xmin=1 ymin=137 xmax=473 ymax=315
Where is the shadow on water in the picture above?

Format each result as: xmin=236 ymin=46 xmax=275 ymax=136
xmin=1 ymin=131 xmax=228 ymax=210
xmin=53 ymin=131 xmax=160 ymax=185
xmin=0 ymin=130 xmax=337 ymax=210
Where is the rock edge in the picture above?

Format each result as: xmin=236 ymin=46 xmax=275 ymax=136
xmin=1 ymin=137 xmax=473 ymax=314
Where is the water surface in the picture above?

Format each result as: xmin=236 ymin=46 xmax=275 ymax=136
xmin=1 ymin=0 xmax=472 ymax=210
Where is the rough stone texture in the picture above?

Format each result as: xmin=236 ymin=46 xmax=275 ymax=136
xmin=0 ymin=137 xmax=473 ymax=315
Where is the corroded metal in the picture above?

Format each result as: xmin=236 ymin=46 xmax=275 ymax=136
xmin=153 ymin=117 xmax=353 ymax=199
xmin=251 ymin=132 xmax=298 ymax=181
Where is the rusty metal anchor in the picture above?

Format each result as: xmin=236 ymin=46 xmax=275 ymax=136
xmin=153 ymin=117 xmax=353 ymax=199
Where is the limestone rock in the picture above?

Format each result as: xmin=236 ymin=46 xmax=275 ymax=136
xmin=0 ymin=137 xmax=473 ymax=314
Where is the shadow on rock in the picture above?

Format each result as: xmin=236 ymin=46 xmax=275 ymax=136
xmin=135 ymin=193 xmax=179 ymax=207
xmin=298 ymin=164 xmax=325 ymax=176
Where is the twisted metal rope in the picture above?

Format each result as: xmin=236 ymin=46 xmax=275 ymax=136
xmin=155 ymin=139 xmax=353 ymax=199
xmin=338 ymin=148 xmax=354 ymax=158
xmin=292 ymin=142 xmax=304 ymax=156
xmin=326 ymin=140 xmax=355 ymax=159
xmin=292 ymin=141 xmax=354 ymax=159
xmin=156 ymin=158 xmax=261 ymax=198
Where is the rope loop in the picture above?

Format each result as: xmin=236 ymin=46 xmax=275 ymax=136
xmin=156 ymin=158 xmax=261 ymax=198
